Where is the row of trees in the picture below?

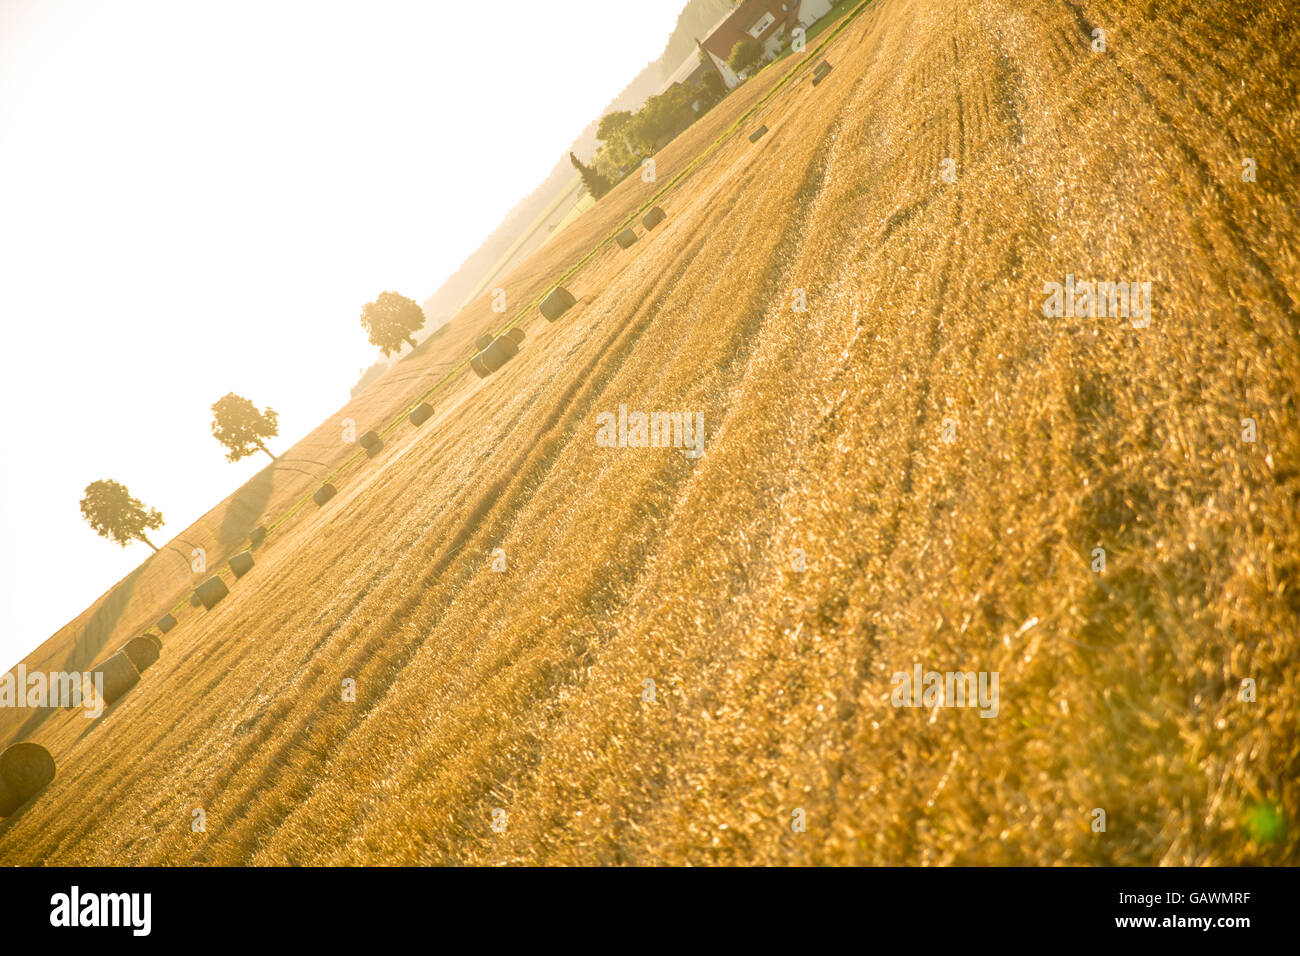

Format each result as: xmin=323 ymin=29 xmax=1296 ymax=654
xmin=81 ymin=393 xmax=282 ymax=552
xmin=78 ymin=38 xmax=771 ymax=550
xmin=577 ymin=63 xmax=729 ymax=199
xmin=81 ymin=291 xmax=431 ymax=552
xmin=79 ymin=35 xmax=774 ymax=551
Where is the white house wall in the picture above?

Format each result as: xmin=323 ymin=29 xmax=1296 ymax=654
xmin=797 ymin=0 xmax=836 ymax=25
xmin=708 ymin=49 xmax=744 ymax=90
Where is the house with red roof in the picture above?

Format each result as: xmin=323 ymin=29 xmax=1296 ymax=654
xmin=698 ymin=0 xmax=836 ymax=89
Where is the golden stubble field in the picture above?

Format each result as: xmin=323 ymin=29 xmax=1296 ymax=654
xmin=1 ymin=0 xmax=1297 ymax=865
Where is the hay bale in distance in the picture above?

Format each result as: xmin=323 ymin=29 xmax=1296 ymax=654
xmin=474 ymin=333 xmax=495 ymax=352
xmin=505 ymin=326 xmax=525 ymax=346
xmin=642 ymin=206 xmax=667 ymax=230
xmin=615 ymin=227 xmax=638 ymax=249
xmin=0 ymin=742 xmax=56 ymax=817
xmin=359 ymin=430 xmax=383 ymax=456
xmin=812 ymin=61 xmax=833 ymax=85
xmin=189 ymin=593 xmax=202 ymax=608
xmin=249 ymin=526 xmax=267 ymax=548
xmin=314 ymin=483 xmax=337 ymax=507
xmin=749 ymin=125 xmax=769 ymax=142
xmin=409 ymin=402 xmax=434 ymax=426
xmin=122 ymin=635 xmax=162 ymax=674
xmin=194 ymin=575 xmax=229 ymax=610
xmin=230 ymin=550 xmax=255 ymax=579
xmin=157 ymin=613 xmax=178 ymax=634
xmin=540 ymin=287 xmax=576 ymax=322
xmin=93 ymin=650 xmax=141 ymax=706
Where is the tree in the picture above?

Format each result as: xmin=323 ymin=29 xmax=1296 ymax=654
xmin=211 ymin=393 xmax=279 ymax=462
xmin=360 ymin=291 xmax=425 ymax=357
xmin=700 ymin=70 xmax=725 ymax=105
xmin=570 ymin=151 xmax=612 ymax=200
xmin=80 ymin=479 xmax=164 ymax=552
xmin=633 ymin=86 xmax=698 ymax=150
xmin=596 ymin=110 xmax=635 ymax=144
xmin=728 ymin=37 xmax=763 ymax=75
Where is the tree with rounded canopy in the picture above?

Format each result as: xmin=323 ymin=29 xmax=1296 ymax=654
xmin=211 ymin=392 xmax=279 ymax=462
xmin=596 ymin=110 xmax=634 ymax=144
xmin=360 ymin=291 xmax=426 ymax=357
xmin=80 ymin=479 xmax=164 ymax=552
xmin=728 ymin=37 xmax=763 ymax=75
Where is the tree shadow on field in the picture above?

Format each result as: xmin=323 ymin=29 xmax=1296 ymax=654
xmin=71 ymin=689 xmax=137 ymax=747
xmin=0 ymin=779 xmax=52 ymax=834
xmin=217 ymin=466 xmax=276 ymax=555
xmin=4 ymin=562 xmax=148 ymax=743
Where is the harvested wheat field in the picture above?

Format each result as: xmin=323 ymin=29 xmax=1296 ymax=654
xmin=1 ymin=0 xmax=1297 ymax=866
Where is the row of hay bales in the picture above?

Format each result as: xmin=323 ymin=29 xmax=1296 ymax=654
xmin=7 ymin=49 xmax=817 ymax=810
xmin=275 ymin=210 xmax=680 ymax=567
xmin=466 ymin=204 xmax=663 ymax=378
xmin=538 ymin=205 xmax=669 ymax=326
xmin=0 ymin=542 xmax=264 ymax=813
xmin=2 ymin=45 xmax=842 ymax=818
xmin=1 ymin=633 xmax=164 ymax=816
xmin=2 ymin=202 xmax=679 ymax=818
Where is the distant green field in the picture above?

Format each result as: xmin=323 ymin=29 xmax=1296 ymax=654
xmin=541 ymin=191 xmax=597 ymax=250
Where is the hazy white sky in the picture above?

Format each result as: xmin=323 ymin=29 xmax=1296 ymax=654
xmin=0 ymin=0 xmax=688 ymax=668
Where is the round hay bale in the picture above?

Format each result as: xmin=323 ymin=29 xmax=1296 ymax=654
xmin=314 ymin=483 xmax=337 ymax=507
xmin=812 ymin=62 xmax=833 ymax=85
xmin=615 ymin=227 xmax=638 ymax=249
xmin=157 ymin=613 xmax=178 ymax=634
xmin=230 ymin=550 xmax=255 ymax=579
xmin=359 ymin=430 xmax=381 ymax=450
xmin=475 ymin=336 xmax=519 ymax=376
xmin=194 ymin=574 xmax=229 ymax=610
xmin=249 ymin=526 xmax=267 ymax=548
xmin=505 ymin=326 xmax=525 ymax=346
xmin=749 ymin=125 xmax=769 ymax=143
xmin=642 ymin=206 xmax=666 ymax=230
xmin=94 ymin=650 xmax=140 ymax=706
xmin=474 ymin=333 xmax=495 ymax=352
xmin=0 ymin=743 xmax=56 ymax=817
xmin=540 ymin=287 xmax=576 ymax=322
xmin=409 ymin=402 xmax=434 ymax=426
xmin=470 ymin=354 xmax=490 ymax=379
xmin=122 ymin=635 xmax=161 ymax=674
xmin=189 ymin=593 xmax=202 ymax=608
